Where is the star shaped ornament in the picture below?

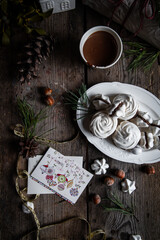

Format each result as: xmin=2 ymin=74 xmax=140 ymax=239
xmin=121 ymin=179 xmax=136 ymax=194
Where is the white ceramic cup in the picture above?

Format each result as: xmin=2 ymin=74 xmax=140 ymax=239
xmin=79 ymin=26 xmax=123 ymax=69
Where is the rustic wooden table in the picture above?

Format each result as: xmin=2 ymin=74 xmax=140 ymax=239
xmin=0 ymin=1 xmax=160 ymax=240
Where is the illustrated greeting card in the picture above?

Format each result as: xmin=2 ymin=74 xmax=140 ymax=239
xmin=27 ymin=155 xmax=83 ymax=194
xmin=31 ymin=147 xmax=93 ymax=204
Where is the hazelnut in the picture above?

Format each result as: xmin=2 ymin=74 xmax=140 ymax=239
xmin=45 ymin=96 xmax=55 ymax=106
xmin=144 ymin=165 xmax=155 ymax=175
xmin=92 ymin=194 xmax=101 ymax=205
xmin=44 ymin=87 xmax=53 ymax=96
xmin=104 ymin=176 xmax=114 ymax=186
xmin=115 ymin=169 xmax=125 ymax=179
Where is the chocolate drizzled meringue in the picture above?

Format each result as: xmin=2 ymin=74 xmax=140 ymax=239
xmin=133 ymin=110 xmax=153 ymax=127
xmin=91 ymin=94 xmax=111 ymax=110
xmin=109 ymin=94 xmax=138 ymax=120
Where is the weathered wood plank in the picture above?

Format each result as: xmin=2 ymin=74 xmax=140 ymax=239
xmin=0 ymin=1 xmax=88 ymax=239
xmin=0 ymin=2 xmax=160 ymax=240
xmin=85 ymin=6 xmax=160 ymax=240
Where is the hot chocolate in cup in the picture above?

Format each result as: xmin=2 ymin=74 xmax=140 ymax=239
xmin=79 ymin=26 xmax=123 ymax=69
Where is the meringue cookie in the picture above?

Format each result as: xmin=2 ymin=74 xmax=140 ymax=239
xmin=91 ymin=94 xmax=111 ymax=110
xmin=112 ymin=121 xmax=141 ymax=150
xmin=133 ymin=110 xmax=153 ymax=127
xmin=130 ymin=235 xmax=142 ymax=240
xmin=139 ymin=132 xmax=159 ymax=150
xmin=91 ymin=158 xmax=109 ymax=175
xmin=90 ymin=112 xmax=118 ymax=139
xmin=149 ymin=119 xmax=160 ymax=136
xmin=22 ymin=201 xmax=34 ymax=214
xmin=132 ymin=146 xmax=142 ymax=155
xmin=121 ymin=179 xmax=136 ymax=194
xmin=109 ymin=94 xmax=138 ymax=120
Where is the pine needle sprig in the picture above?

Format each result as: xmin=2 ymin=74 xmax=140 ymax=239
xmin=16 ymin=98 xmax=55 ymax=157
xmin=65 ymin=83 xmax=94 ymax=120
xmin=124 ymin=41 xmax=160 ymax=71
xmin=17 ymin=98 xmax=48 ymax=140
xmin=102 ymin=192 xmax=138 ymax=221
xmin=15 ymin=98 xmax=80 ymax=158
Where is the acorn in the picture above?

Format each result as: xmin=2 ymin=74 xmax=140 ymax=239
xmin=115 ymin=169 xmax=125 ymax=179
xmin=92 ymin=194 xmax=101 ymax=205
xmin=104 ymin=176 xmax=115 ymax=186
xmin=44 ymin=87 xmax=53 ymax=96
xmin=45 ymin=96 xmax=55 ymax=106
xmin=144 ymin=165 xmax=155 ymax=175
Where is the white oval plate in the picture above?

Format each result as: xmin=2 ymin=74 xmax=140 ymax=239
xmin=76 ymin=82 xmax=160 ymax=164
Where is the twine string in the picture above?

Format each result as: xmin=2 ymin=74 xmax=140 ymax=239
xmin=108 ymin=0 xmax=155 ymax=37
xmin=15 ymin=155 xmax=106 ymax=240
xmin=133 ymin=0 xmax=155 ymax=37
xmin=14 ymin=124 xmax=79 ymax=145
xmin=107 ymin=0 xmax=124 ymax=26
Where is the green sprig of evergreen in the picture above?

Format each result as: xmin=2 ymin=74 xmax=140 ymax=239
xmin=124 ymin=41 xmax=160 ymax=71
xmin=102 ymin=192 xmax=139 ymax=221
xmin=65 ymin=83 xmax=94 ymax=120
xmin=16 ymin=99 xmax=78 ymax=149
xmin=17 ymin=98 xmax=49 ymax=140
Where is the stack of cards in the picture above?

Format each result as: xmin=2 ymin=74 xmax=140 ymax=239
xmin=28 ymin=147 xmax=93 ymax=204
xmin=28 ymin=155 xmax=84 ymax=194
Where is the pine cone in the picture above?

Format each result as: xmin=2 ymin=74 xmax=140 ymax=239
xmin=17 ymin=35 xmax=54 ymax=84
xmin=19 ymin=138 xmax=39 ymax=158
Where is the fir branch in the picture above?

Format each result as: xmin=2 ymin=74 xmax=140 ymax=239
xmin=65 ymin=83 xmax=94 ymax=120
xmin=16 ymin=99 xmax=80 ymax=157
xmin=102 ymin=192 xmax=138 ymax=221
xmin=36 ymin=127 xmax=55 ymax=138
xmin=124 ymin=41 xmax=160 ymax=71
xmin=17 ymin=98 xmax=48 ymax=140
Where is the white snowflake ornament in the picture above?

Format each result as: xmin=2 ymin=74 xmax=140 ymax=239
xmin=91 ymin=158 xmax=109 ymax=175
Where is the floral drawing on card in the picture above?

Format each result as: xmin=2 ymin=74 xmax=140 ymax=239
xmin=31 ymin=147 xmax=93 ymax=204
